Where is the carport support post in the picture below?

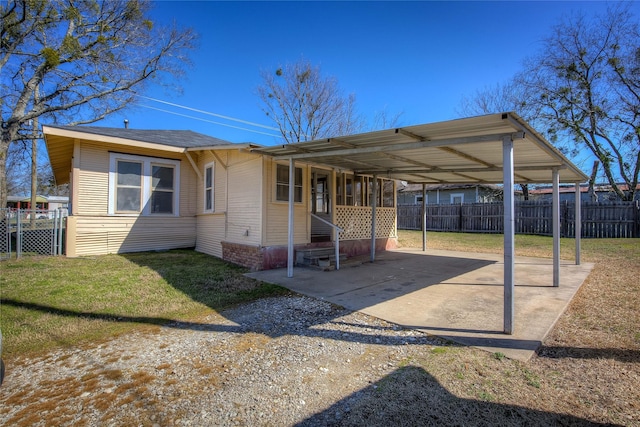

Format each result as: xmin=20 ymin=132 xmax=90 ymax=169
xmin=553 ymin=168 xmax=560 ymax=287
xmin=503 ymin=136 xmax=515 ymax=335
xmin=575 ymin=182 xmax=581 ymax=265
xmin=422 ymin=183 xmax=427 ymax=251
xmin=287 ymin=158 xmax=295 ymax=278
xmin=370 ymin=174 xmax=378 ymax=262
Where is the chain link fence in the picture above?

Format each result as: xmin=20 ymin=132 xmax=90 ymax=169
xmin=1 ymin=208 xmax=67 ymax=260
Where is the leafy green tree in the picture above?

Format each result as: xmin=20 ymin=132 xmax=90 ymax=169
xmin=0 ymin=0 xmax=196 ymax=208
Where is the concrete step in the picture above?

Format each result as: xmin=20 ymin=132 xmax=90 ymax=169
xmin=296 ymin=247 xmax=347 ymax=269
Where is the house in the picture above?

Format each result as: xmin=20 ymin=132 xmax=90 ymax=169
xmin=529 ymin=183 xmax=640 ymax=203
xmin=6 ymin=195 xmax=50 ymax=210
xmin=397 ymin=183 xmax=502 ymax=205
xmin=6 ymin=195 xmax=68 ymax=212
xmin=43 ymin=113 xmax=588 ymax=274
xmin=43 ymin=126 xmax=397 ymax=270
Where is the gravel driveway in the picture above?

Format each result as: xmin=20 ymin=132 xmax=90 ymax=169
xmin=0 ymin=295 xmax=607 ymax=426
xmin=1 ymin=296 xmax=445 ymax=426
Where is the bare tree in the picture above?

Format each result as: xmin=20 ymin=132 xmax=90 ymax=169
xmin=371 ymin=107 xmax=404 ymax=130
xmin=457 ymin=81 xmax=535 ymax=199
xmin=456 ymin=80 xmax=536 ymax=120
xmin=257 ymin=59 xmax=364 ymax=143
xmin=0 ymin=0 xmax=196 ymax=209
xmin=517 ymin=4 xmax=639 ymax=200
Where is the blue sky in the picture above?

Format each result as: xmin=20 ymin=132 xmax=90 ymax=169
xmin=96 ymin=1 xmax=622 ymax=147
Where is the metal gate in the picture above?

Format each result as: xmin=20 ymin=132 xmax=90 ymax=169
xmin=0 ymin=208 xmax=67 ymax=260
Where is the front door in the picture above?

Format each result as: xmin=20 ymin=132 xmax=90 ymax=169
xmin=311 ymin=170 xmax=331 ymax=242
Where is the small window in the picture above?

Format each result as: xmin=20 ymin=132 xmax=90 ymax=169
xmin=204 ymin=163 xmax=214 ymax=212
xmin=345 ymin=177 xmax=354 ymax=206
xmin=276 ymin=164 xmax=302 ymax=203
xmin=151 ymin=165 xmax=175 ymax=214
xmin=450 ymin=193 xmax=464 ymax=204
xmin=382 ymin=179 xmax=395 ymax=207
xmin=116 ymin=161 xmax=142 ymax=212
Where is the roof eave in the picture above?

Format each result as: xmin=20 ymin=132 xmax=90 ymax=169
xmin=42 ymin=125 xmax=185 ymax=153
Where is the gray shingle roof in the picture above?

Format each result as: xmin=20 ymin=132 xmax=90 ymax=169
xmin=46 ymin=125 xmax=237 ymax=149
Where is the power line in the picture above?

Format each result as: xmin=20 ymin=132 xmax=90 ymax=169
xmin=136 ymin=95 xmax=280 ymax=132
xmin=139 ymin=105 xmax=282 ymax=138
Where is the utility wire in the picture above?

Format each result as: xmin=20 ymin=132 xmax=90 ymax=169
xmin=136 ymin=95 xmax=280 ymax=132
xmin=139 ymin=105 xmax=282 ymax=138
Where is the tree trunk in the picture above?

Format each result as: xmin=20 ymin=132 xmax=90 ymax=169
xmin=30 ymin=86 xmax=40 ymax=229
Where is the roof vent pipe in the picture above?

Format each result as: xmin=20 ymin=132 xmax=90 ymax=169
xmin=124 ymin=119 xmax=129 ymax=129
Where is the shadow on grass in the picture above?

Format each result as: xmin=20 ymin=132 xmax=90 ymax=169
xmin=1 ymin=249 xmax=625 ymax=426
xmin=297 ymin=365 xmax=610 ymax=426
xmin=538 ymin=346 xmax=640 ymax=363
xmin=0 ymin=298 xmax=442 ymax=347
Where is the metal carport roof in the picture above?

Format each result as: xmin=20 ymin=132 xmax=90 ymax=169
xmin=253 ymin=112 xmax=588 ymax=336
xmin=253 ymin=112 xmax=588 ymax=184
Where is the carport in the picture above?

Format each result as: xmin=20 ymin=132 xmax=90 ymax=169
xmin=255 ymin=112 xmax=589 ymax=336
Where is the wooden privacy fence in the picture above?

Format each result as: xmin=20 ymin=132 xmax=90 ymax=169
xmin=397 ymin=201 xmax=640 ymax=238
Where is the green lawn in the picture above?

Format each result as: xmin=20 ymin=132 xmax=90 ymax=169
xmin=2 ymin=233 xmax=638 ymax=358
xmin=0 ymin=250 xmax=287 ymax=357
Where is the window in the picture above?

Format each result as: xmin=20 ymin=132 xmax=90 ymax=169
xmin=116 ymin=161 xmax=142 ymax=212
xmin=382 ymin=179 xmax=395 ymax=207
xmin=276 ymin=164 xmax=302 ymax=203
xmin=450 ymin=193 xmax=464 ymax=204
xmin=151 ymin=165 xmax=174 ymax=214
xmin=414 ymin=195 xmax=426 ymax=205
xmin=336 ymin=173 xmax=394 ymax=207
xmin=337 ymin=173 xmax=354 ymax=206
xmin=204 ymin=162 xmax=214 ymax=212
xmin=109 ymin=153 xmax=180 ymax=216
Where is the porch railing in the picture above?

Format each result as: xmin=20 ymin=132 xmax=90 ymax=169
xmin=310 ymin=213 xmax=344 ymax=270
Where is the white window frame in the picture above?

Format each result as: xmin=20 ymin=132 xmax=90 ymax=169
xmin=450 ymin=193 xmax=464 ymax=204
xmin=204 ymin=162 xmax=214 ymax=213
xmin=414 ymin=194 xmax=426 ymax=205
xmin=109 ymin=153 xmax=180 ymax=216
xmin=275 ymin=163 xmax=303 ymax=203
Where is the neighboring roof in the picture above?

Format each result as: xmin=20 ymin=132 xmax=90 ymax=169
xmin=530 ymin=183 xmax=640 ymax=194
xmin=7 ymin=195 xmax=49 ymax=203
xmin=398 ymin=183 xmax=501 ymax=193
xmin=43 ymin=125 xmax=253 ymax=185
xmin=254 ymin=112 xmax=588 ymax=185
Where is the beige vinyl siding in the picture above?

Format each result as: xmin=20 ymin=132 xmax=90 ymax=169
xmin=226 ymin=154 xmax=262 ymax=245
xmin=194 ymin=150 xmax=227 ymax=258
xmin=263 ymin=158 xmax=309 ymax=246
xmin=195 ymin=151 xmax=228 ymax=214
xmin=67 ymin=140 xmax=199 ymax=256
xmin=76 ymin=143 xmax=109 ymax=215
xmin=194 ymin=150 xmax=263 ymax=257
xmin=75 ymin=140 xmax=197 ymax=217
xmin=195 ymin=214 xmax=226 ymax=258
xmin=72 ymin=216 xmax=196 ymax=256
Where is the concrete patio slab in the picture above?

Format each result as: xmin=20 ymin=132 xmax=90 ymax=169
xmin=247 ymin=248 xmax=594 ymax=361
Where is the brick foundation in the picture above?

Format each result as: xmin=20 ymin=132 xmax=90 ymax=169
xmin=221 ymin=238 xmax=397 ymax=271
xmin=221 ymin=242 xmax=264 ymax=271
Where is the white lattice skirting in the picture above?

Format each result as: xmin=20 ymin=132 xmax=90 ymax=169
xmin=335 ymin=206 xmax=397 ymax=241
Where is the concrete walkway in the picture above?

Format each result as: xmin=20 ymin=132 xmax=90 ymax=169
xmin=247 ymin=248 xmax=594 ymax=361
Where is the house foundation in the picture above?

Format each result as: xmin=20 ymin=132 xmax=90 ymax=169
xmin=221 ymin=238 xmax=397 ymax=271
